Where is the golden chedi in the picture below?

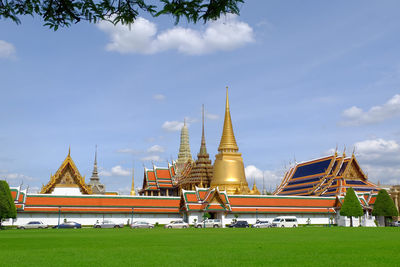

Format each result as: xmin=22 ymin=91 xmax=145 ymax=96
xmin=212 ymin=87 xmax=250 ymax=195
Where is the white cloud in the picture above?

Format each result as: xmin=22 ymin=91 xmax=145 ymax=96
xmin=100 ymin=165 xmax=131 ymax=176
xmin=116 ymin=148 xmax=141 ymax=154
xmin=340 ymin=94 xmax=400 ymax=126
xmin=0 ymin=170 xmax=33 ymax=181
xmin=153 ymin=94 xmax=166 ymax=100
xmin=245 ymin=165 xmax=282 ymax=191
xmin=205 ymin=112 xmax=219 ymax=120
xmin=0 ymin=40 xmax=16 ymax=59
xmin=162 ymin=121 xmax=185 ymax=132
xmin=147 ymin=145 xmax=164 ymax=153
xmin=98 ymin=14 xmax=254 ymax=55
xmin=141 ymin=155 xmax=161 ymax=162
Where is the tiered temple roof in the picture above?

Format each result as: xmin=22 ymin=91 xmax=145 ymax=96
xmin=87 ymin=147 xmax=105 ymax=194
xmin=274 ymin=151 xmax=379 ymax=197
xmin=139 ymin=163 xmax=178 ymax=196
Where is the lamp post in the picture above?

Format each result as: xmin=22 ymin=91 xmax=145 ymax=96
xmin=256 ymin=208 xmax=258 ymax=222
xmin=327 ymin=208 xmax=330 ymax=227
xmin=58 ymin=206 xmax=61 ymax=229
xmin=131 ymin=208 xmax=134 ymax=226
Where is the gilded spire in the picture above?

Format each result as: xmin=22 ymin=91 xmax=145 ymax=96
xmin=218 ymin=87 xmax=239 ymax=152
xmin=68 ymin=145 xmax=71 ymax=157
xmin=131 ymin=164 xmax=136 ymax=195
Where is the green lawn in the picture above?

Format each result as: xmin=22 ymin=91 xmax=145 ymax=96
xmin=0 ymin=227 xmax=399 ymax=266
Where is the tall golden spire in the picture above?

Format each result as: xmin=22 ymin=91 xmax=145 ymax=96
xmin=218 ymin=87 xmax=239 ymax=152
xmin=211 ymin=87 xmax=250 ymax=195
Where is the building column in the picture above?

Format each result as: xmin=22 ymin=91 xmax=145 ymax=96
xmin=166 ymin=189 xmax=169 ymax=197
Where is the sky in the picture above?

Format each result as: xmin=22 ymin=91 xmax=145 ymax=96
xmin=1 ymin=1 xmax=400 ymax=194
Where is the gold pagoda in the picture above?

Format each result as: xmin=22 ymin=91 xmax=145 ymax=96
xmin=211 ymin=88 xmax=251 ymax=195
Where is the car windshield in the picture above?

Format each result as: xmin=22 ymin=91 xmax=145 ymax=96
xmin=272 ymin=219 xmax=280 ymax=222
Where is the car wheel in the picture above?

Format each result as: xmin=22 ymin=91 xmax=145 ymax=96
xmin=114 ymin=225 xmax=120 ymax=228
xmin=183 ymin=226 xmax=187 ymax=228
xmin=213 ymin=225 xmax=219 ymax=228
xmin=20 ymin=227 xmax=25 ymax=230
xmin=96 ymin=225 xmax=101 ymax=228
xmin=293 ymin=225 xmax=297 ymax=228
xmin=168 ymin=226 xmax=172 ymax=229
xmin=73 ymin=227 xmax=77 ymax=229
xmin=281 ymin=225 xmax=285 ymax=228
xmin=246 ymin=225 xmax=249 ymax=228
xmin=38 ymin=227 xmax=42 ymax=229
xmin=196 ymin=225 xmax=202 ymax=228
xmin=150 ymin=226 xmax=154 ymax=229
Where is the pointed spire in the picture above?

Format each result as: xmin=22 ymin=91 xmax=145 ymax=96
xmin=90 ymin=145 xmax=99 ymax=181
xmin=176 ymin=118 xmax=192 ymax=165
xmin=68 ymin=145 xmax=71 ymax=157
xmin=199 ymin=104 xmax=208 ymax=155
xmin=218 ymin=87 xmax=239 ymax=152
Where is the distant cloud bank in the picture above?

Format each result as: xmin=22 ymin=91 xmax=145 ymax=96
xmin=340 ymin=94 xmax=400 ymax=126
xmin=98 ymin=15 xmax=254 ymax=55
xmin=0 ymin=40 xmax=16 ymax=59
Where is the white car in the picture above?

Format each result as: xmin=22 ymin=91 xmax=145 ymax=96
xmin=392 ymin=221 xmax=400 ymax=227
xmin=130 ymin=221 xmax=154 ymax=229
xmin=17 ymin=221 xmax=48 ymax=229
xmin=164 ymin=220 xmax=189 ymax=229
xmin=194 ymin=219 xmax=222 ymax=228
xmin=94 ymin=220 xmax=124 ymax=228
xmin=252 ymin=221 xmax=272 ymax=228
xmin=271 ymin=216 xmax=298 ymax=227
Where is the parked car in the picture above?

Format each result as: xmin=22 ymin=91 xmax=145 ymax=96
xmin=164 ymin=220 xmax=189 ymax=229
xmin=194 ymin=219 xmax=222 ymax=228
xmin=392 ymin=221 xmax=400 ymax=227
xmin=229 ymin=221 xmax=249 ymax=228
xmin=54 ymin=221 xmax=82 ymax=229
xmin=94 ymin=220 xmax=124 ymax=228
xmin=252 ymin=220 xmax=272 ymax=228
xmin=130 ymin=221 xmax=154 ymax=229
xmin=17 ymin=221 xmax=48 ymax=229
xmin=271 ymin=216 xmax=298 ymax=227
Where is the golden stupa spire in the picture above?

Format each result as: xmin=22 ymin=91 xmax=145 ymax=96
xmin=218 ymin=87 xmax=239 ymax=152
xmin=130 ymin=164 xmax=136 ymax=196
xmin=68 ymin=145 xmax=71 ymax=157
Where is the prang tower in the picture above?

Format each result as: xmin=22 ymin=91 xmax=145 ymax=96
xmin=211 ymin=88 xmax=250 ymax=194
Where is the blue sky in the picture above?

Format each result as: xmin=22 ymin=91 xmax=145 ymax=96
xmin=1 ymin=1 xmax=400 ymax=193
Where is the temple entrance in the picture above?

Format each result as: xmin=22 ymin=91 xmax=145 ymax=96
xmin=209 ymin=212 xmax=217 ymax=219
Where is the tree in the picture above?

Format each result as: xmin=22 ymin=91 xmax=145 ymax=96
xmin=372 ymin=189 xmax=398 ymax=226
xmin=0 ymin=0 xmax=244 ymax=30
xmin=0 ymin=180 xmax=17 ymax=228
xmin=340 ymin=187 xmax=363 ymax=227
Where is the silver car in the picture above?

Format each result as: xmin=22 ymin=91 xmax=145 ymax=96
xmin=164 ymin=220 xmax=189 ymax=229
xmin=94 ymin=220 xmax=124 ymax=228
xmin=252 ymin=221 xmax=272 ymax=228
xmin=18 ymin=221 xmax=48 ymax=229
xmin=130 ymin=221 xmax=154 ymax=229
xmin=195 ymin=219 xmax=222 ymax=228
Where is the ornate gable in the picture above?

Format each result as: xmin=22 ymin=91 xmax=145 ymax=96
xmin=40 ymin=150 xmax=92 ymax=194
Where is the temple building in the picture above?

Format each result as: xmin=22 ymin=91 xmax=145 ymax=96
xmin=40 ymin=148 xmax=92 ymax=195
xmin=139 ymin=163 xmax=179 ymax=196
xmin=178 ymin=105 xmax=213 ymax=190
xmin=87 ymin=147 xmax=106 ymax=194
xmin=211 ymin=88 xmax=252 ymax=195
xmin=274 ymin=150 xmax=379 ymax=196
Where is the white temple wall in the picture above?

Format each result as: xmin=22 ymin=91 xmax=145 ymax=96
xmin=4 ymin=213 xmax=183 ymax=226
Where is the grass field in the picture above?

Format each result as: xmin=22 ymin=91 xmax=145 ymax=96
xmin=1 ymin=227 xmax=399 ymax=266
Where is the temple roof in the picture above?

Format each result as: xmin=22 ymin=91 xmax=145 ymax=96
xmin=141 ymin=163 xmax=176 ymax=191
xmin=40 ymin=149 xmax=92 ymax=194
xmin=274 ymin=152 xmax=379 ymax=197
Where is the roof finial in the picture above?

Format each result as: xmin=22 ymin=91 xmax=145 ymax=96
xmin=184 ymin=117 xmax=187 ymax=126
xmin=352 ymin=146 xmax=356 ymax=156
xmin=95 ymin=144 xmax=98 ymax=165
xmin=343 ymin=145 xmax=346 ymax=157
xmin=68 ymin=145 xmax=71 ymax=157
xmin=335 ymin=144 xmax=338 ymax=156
